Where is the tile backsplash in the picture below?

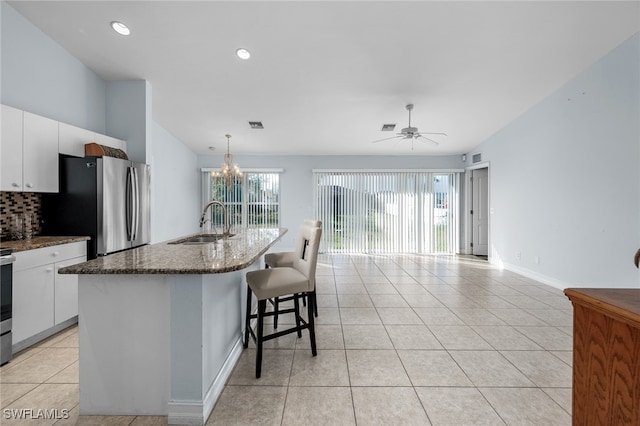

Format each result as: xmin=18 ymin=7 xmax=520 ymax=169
xmin=0 ymin=191 xmax=42 ymax=239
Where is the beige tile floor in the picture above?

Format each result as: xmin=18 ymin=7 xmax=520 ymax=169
xmin=0 ymin=254 xmax=573 ymax=425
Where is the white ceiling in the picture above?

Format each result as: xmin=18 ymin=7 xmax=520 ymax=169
xmin=8 ymin=1 xmax=640 ymax=156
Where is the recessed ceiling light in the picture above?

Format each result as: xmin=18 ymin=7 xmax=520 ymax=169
xmin=236 ymin=48 xmax=251 ymax=60
xmin=110 ymin=21 xmax=131 ymax=36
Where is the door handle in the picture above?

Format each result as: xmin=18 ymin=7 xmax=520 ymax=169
xmin=132 ymin=167 xmax=139 ymax=241
xmin=126 ymin=167 xmax=134 ymax=240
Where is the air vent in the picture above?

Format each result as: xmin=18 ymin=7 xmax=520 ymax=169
xmin=248 ymin=121 xmax=264 ymax=129
xmin=472 ymin=153 xmax=482 ymax=164
xmin=381 ymin=124 xmax=396 ymax=131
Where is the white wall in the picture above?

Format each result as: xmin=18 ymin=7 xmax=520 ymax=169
xmin=198 ymin=154 xmax=465 ymax=250
xmin=0 ymin=2 xmax=107 ymax=133
xmin=151 ymin=122 xmax=201 ymax=243
xmin=468 ymin=33 xmax=640 ymax=288
xmin=106 ymin=80 xmax=152 ymax=164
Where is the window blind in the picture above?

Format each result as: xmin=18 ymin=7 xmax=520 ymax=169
xmin=313 ymin=171 xmax=459 ymax=254
xmin=203 ymin=171 xmax=280 ymax=230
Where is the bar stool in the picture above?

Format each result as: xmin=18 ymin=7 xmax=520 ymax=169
xmin=265 ymin=219 xmax=320 ymax=327
xmin=244 ymin=225 xmax=322 ymax=378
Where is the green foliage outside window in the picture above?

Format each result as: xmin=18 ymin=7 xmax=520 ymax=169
xmin=208 ymin=173 xmax=279 ymax=229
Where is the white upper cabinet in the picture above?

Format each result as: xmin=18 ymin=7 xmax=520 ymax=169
xmin=59 ymin=121 xmax=127 ymax=157
xmin=1 ymin=105 xmax=24 ymax=191
xmin=2 ymin=104 xmax=128 ymax=193
xmin=1 ymin=106 xmax=59 ymax=192
xmin=23 ymin=112 xmax=59 ymax=192
xmin=59 ymin=122 xmax=95 ymax=157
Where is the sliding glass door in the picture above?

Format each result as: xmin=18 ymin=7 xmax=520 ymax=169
xmin=313 ymin=171 xmax=459 ymax=254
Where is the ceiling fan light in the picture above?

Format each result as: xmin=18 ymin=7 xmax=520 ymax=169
xmin=236 ymin=48 xmax=251 ymax=60
xmin=110 ymin=21 xmax=131 ymax=36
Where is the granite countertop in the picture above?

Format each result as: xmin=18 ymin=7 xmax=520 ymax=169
xmin=59 ymin=228 xmax=287 ymax=275
xmin=0 ymin=236 xmax=90 ymax=252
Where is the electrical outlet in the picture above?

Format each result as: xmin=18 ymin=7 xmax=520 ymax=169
xmin=516 ymin=252 xmax=521 ymax=260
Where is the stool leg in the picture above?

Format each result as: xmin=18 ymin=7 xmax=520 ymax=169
xmin=313 ymin=289 xmax=318 ymax=318
xmin=293 ymin=294 xmax=302 ymax=338
xmin=273 ymin=297 xmax=279 ymax=329
xmin=307 ymin=292 xmax=317 ymax=356
xmin=256 ymin=299 xmax=266 ymax=378
xmin=243 ymin=285 xmax=252 ymax=348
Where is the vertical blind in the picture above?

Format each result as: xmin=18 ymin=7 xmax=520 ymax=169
xmin=204 ymin=171 xmax=280 ymax=230
xmin=313 ymin=171 xmax=459 ymax=254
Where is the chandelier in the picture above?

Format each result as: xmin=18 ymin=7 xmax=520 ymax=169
xmin=211 ymin=134 xmax=242 ymax=190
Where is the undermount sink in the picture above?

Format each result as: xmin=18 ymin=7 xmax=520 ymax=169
xmin=170 ymin=233 xmax=236 ymax=245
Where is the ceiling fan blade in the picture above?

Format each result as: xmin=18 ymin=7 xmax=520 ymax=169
xmin=371 ymin=135 xmax=403 ymax=143
xmin=416 ymin=135 xmax=440 ymax=145
xmin=418 ymin=132 xmax=448 ymax=137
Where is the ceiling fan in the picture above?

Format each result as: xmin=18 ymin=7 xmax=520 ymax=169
xmin=372 ymin=104 xmax=447 ymax=149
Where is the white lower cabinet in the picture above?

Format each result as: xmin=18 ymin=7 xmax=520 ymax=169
xmin=54 ymin=256 xmax=85 ymax=324
xmin=13 ymin=265 xmax=55 ymax=344
xmin=12 ymin=242 xmax=87 ymax=347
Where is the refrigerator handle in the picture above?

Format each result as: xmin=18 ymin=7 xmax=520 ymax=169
xmin=132 ymin=167 xmax=139 ymax=241
xmin=126 ymin=167 xmax=134 ymax=241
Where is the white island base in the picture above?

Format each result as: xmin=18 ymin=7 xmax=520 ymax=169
xmin=78 ymin=262 xmax=258 ymax=425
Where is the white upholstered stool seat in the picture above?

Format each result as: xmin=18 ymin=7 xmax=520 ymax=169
xmin=248 ymin=267 xmax=309 ymax=301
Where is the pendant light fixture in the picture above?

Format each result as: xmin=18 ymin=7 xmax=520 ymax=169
xmin=211 ymin=134 xmax=242 ymax=190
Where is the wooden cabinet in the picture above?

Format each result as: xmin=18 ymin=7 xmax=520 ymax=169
xmin=1 ymin=105 xmax=24 ymax=191
xmin=0 ymin=106 xmax=59 ymax=192
xmin=564 ymin=288 xmax=640 ymax=425
xmin=13 ymin=242 xmax=87 ymax=348
xmin=93 ymin=132 xmax=127 ymax=152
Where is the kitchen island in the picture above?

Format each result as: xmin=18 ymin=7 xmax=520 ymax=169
xmin=59 ymin=228 xmax=286 ymax=425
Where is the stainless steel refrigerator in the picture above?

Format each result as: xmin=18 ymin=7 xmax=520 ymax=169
xmin=43 ymin=156 xmax=151 ymax=259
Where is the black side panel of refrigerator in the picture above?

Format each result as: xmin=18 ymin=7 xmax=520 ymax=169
xmin=42 ymin=156 xmax=99 ymax=259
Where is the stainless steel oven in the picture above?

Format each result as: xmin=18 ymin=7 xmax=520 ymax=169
xmin=1 ymin=247 xmax=15 ymax=365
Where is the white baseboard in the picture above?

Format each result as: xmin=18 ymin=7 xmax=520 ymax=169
xmin=168 ymin=336 xmax=244 ymax=425
xmin=500 ymin=261 xmax=572 ymax=290
xmin=12 ymin=316 xmax=78 ymax=354
xmin=166 ymin=401 xmax=205 ymax=426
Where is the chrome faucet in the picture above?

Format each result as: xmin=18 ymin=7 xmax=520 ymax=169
xmin=199 ymin=200 xmax=230 ymax=235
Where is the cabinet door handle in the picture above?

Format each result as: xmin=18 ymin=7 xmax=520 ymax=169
xmin=12 ymin=182 xmax=19 ymax=187
xmin=45 ymin=267 xmax=54 ymax=272
xmin=25 ymin=183 xmax=34 ymax=188
xmin=52 ymin=251 xmax=60 ymax=257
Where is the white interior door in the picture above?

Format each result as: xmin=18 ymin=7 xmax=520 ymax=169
xmin=471 ymin=168 xmax=489 ymax=256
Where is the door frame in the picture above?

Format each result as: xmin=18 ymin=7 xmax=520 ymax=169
xmin=464 ymin=162 xmax=491 ymax=258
